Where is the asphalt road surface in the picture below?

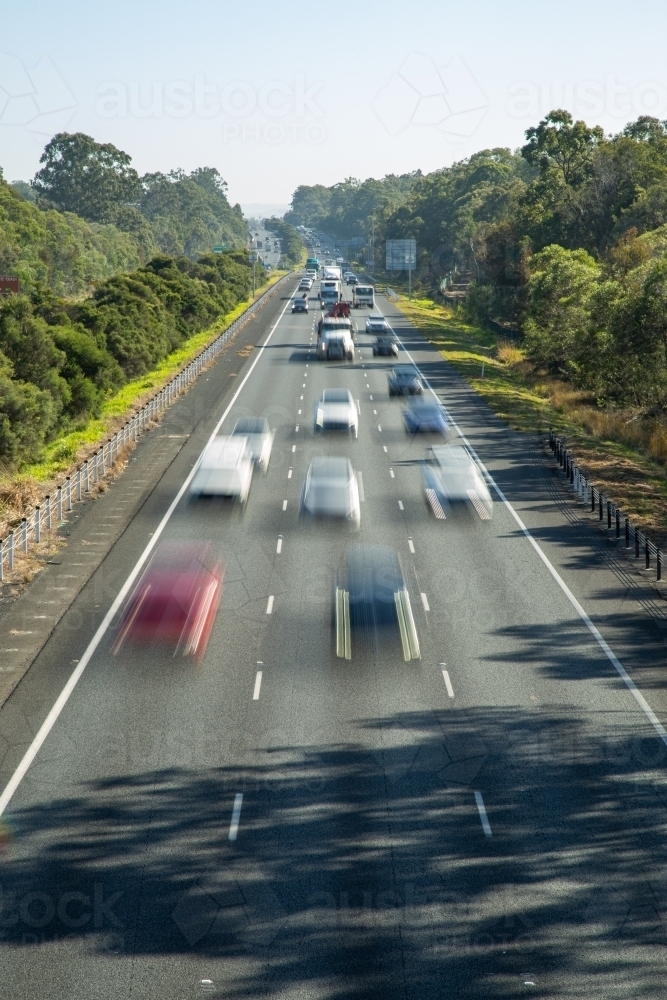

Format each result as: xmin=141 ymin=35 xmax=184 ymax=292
xmin=1 ymin=274 xmax=667 ymax=1000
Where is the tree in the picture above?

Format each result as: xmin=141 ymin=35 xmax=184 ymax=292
xmin=32 ymin=133 xmax=142 ymax=222
xmin=521 ymin=110 xmax=605 ymax=187
xmin=522 ymin=244 xmax=601 ymax=376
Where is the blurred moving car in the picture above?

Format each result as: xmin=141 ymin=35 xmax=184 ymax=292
xmin=231 ymin=416 xmax=274 ymax=471
xmin=423 ymin=444 xmax=493 ymax=520
xmin=317 ymin=318 xmax=355 ymax=361
xmin=388 ymin=365 xmax=424 ymax=396
xmin=403 ymin=398 xmax=452 ymax=437
xmin=300 ymin=457 xmax=361 ymax=528
xmin=315 ymin=388 xmax=358 ymax=437
xmin=345 ymin=273 xmax=358 ymax=285
xmin=373 ymin=336 xmax=399 ymax=357
xmin=334 ymin=545 xmax=420 ymax=661
xmin=366 ymin=314 xmax=389 ymax=334
xmin=298 ymin=278 xmax=311 ymax=291
xmin=306 ymin=269 xmax=318 ymax=281
xmin=292 ymin=297 xmax=309 ymax=313
xmin=112 ymin=542 xmax=223 ymax=662
xmin=190 ymin=435 xmax=253 ymax=501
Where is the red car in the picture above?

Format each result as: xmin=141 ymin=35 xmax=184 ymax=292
xmin=113 ymin=542 xmax=223 ymax=662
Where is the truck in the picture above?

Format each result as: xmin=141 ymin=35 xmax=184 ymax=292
xmin=316 ymin=317 xmax=355 ymax=361
xmin=306 ymin=256 xmax=319 ymax=273
xmin=319 ymin=279 xmax=341 ymax=309
xmin=352 ymin=284 xmax=375 ymax=309
xmin=322 ymin=266 xmax=342 ymax=282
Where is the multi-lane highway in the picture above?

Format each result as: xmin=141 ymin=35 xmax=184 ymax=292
xmin=1 ymin=272 xmax=667 ymax=999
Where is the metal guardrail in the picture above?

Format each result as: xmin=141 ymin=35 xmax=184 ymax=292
xmin=0 ymin=273 xmax=294 ymax=581
xmin=549 ymin=430 xmax=663 ymax=582
xmin=385 ymin=287 xmax=399 ymax=301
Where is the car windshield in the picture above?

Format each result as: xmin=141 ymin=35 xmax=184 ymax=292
xmin=322 ymin=389 xmax=351 ymax=403
xmin=232 ymin=418 xmax=268 ymax=434
xmin=394 ymin=366 xmax=418 ymax=377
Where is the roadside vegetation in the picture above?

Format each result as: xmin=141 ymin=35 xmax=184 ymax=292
xmin=0 ymin=265 xmax=285 ymax=534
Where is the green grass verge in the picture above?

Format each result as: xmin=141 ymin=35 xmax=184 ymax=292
xmin=394 ymin=294 xmax=667 ymax=542
xmin=16 ymin=270 xmax=288 ymax=487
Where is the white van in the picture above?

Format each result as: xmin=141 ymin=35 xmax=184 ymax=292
xmin=353 ymin=284 xmax=375 ymax=309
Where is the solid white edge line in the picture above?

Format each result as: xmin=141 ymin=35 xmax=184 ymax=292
xmin=386 ymin=307 xmax=667 ymax=749
xmin=0 ymin=287 xmax=296 ymax=818
xmin=442 ymin=668 xmax=454 ymax=698
xmin=253 ymin=671 xmax=262 ymax=700
xmin=474 ymin=790 xmax=492 ymax=837
xmin=228 ymin=792 xmax=243 ymax=841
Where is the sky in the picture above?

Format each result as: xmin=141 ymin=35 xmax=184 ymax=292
xmin=2 ymin=0 xmax=667 ymax=213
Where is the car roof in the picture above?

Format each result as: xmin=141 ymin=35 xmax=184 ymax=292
xmin=430 ymin=444 xmax=475 ymax=468
xmin=322 ymin=388 xmax=353 ymax=401
xmin=309 ymin=456 xmax=352 ymax=478
xmin=393 ymin=365 xmax=419 ymax=375
xmin=345 ymin=544 xmax=403 ymax=589
xmin=232 ymin=417 xmax=269 ymax=434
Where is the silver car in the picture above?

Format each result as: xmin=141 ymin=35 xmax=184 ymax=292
xmin=315 ymin=389 xmax=358 ymax=437
xmin=190 ymin=436 xmax=253 ymax=501
xmin=231 ymin=417 xmax=274 ymax=472
xmin=423 ymin=444 xmax=493 ymax=520
xmin=300 ymin=457 xmax=361 ymax=528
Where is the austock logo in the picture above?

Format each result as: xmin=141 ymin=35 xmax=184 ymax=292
xmin=0 ymin=53 xmax=75 ymax=135
xmin=373 ymin=53 xmax=488 ymax=140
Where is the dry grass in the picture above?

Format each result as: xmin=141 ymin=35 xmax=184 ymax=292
xmin=394 ymin=296 xmax=667 ymax=544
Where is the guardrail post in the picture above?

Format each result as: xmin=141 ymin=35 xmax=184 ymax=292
xmin=635 ymin=528 xmax=640 ymax=558
xmin=76 ymin=468 xmax=82 ymax=501
xmin=100 ymin=445 xmax=106 ymax=478
xmin=0 ymin=538 xmax=3 ymax=582
xmin=599 ymin=494 xmax=603 ymax=520
xmin=45 ymin=494 xmax=52 ymax=530
xmin=658 ymin=550 xmax=662 ymax=582
xmin=66 ymin=476 xmax=72 ymax=511
xmin=35 ymin=506 xmax=40 ymax=543
xmin=591 ymin=487 xmax=595 ymax=513
xmin=607 ymin=502 xmax=612 ymax=530
xmin=625 ymin=517 xmax=630 ymax=548
xmin=646 ymin=538 xmax=650 ymax=570
xmin=570 ymin=460 xmax=574 ymax=485
xmin=84 ymin=459 xmax=90 ymax=493
xmin=615 ymin=509 xmax=620 ymax=538
xmin=57 ymin=485 xmax=63 ymax=522
xmin=8 ymin=531 xmax=14 ymax=570
xmin=21 ymin=518 xmax=28 ymax=553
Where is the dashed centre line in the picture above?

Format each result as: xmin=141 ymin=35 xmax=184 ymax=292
xmin=288 ymin=468 xmax=292 ymax=479
xmin=441 ymin=667 xmax=454 ymax=698
xmin=389 ymin=468 xmax=395 ymax=478
xmin=421 ymin=593 xmax=430 ymax=612
xmin=408 ymin=539 xmax=415 ymax=554
xmin=253 ymin=671 xmax=263 ymax=700
xmin=228 ymin=793 xmax=243 ymax=841
xmin=282 ymin=500 xmax=288 ymax=510
xmin=475 ymin=791 xmax=492 ymax=837
xmin=266 ymin=595 xmax=274 ymax=614
xmin=276 ymin=537 xmax=283 ymax=553
xmin=398 ymin=500 xmax=404 ymax=510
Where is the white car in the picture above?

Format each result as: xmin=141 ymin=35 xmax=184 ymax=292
xmin=315 ymin=388 xmax=358 ymax=437
xmin=366 ymin=315 xmax=388 ymax=334
xmin=423 ymin=445 xmax=493 ymax=520
xmin=190 ymin=436 xmax=253 ymax=501
xmin=231 ymin=417 xmax=274 ymax=472
xmin=300 ymin=457 xmax=361 ymax=528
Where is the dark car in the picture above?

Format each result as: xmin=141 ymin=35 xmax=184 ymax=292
xmin=388 ymin=365 xmax=424 ymax=396
xmin=334 ymin=545 xmax=420 ymax=661
xmin=373 ymin=336 xmax=399 ymax=357
xmin=113 ymin=542 xmax=223 ymax=662
xmin=403 ymin=399 xmax=452 ymax=436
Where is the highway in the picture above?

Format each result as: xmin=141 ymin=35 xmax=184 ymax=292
xmin=1 ymin=268 xmax=667 ymax=1000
